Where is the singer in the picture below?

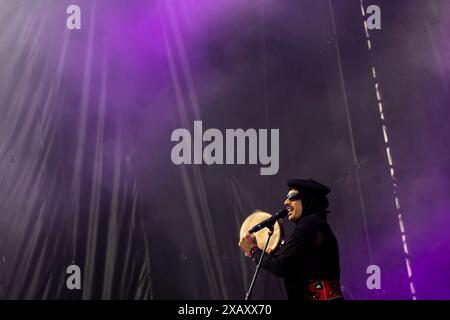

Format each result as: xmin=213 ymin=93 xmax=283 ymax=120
xmin=239 ymin=178 xmax=343 ymax=300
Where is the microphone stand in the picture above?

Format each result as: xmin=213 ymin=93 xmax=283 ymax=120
xmin=245 ymin=226 xmax=273 ymax=300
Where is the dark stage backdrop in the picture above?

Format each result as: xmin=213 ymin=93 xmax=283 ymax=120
xmin=0 ymin=0 xmax=449 ymax=299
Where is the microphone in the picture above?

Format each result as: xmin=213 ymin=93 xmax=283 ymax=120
xmin=248 ymin=209 xmax=288 ymax=234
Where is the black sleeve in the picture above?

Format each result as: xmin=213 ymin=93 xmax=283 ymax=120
xmin=251 ymin=220 xmax=318 ymax=278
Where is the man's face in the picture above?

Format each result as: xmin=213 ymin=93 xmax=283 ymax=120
xmin=284 ymin=188 xmax=303 ymax=222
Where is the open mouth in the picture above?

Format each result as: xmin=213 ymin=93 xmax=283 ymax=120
xmin=286 ymin=205 xmax=294 ymax=214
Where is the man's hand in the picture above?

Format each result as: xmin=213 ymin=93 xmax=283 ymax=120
xmin=239 ymin=232 xmax=257 ymax=256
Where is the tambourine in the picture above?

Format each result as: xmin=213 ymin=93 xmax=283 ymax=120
xmin=239 ymin=210 xmax=284 ymax=253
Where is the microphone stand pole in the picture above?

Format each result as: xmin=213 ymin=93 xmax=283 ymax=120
xmin=245 ymin=227 xmax=273 ymax=300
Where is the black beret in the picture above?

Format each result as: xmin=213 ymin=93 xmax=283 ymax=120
xmin=287 ymin=178 xmax=330 ymax=196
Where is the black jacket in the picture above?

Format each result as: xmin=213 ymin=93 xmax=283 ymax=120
xmin=252 ymin=213 xmax=340 ymax=300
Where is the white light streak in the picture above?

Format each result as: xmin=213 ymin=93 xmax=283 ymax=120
xmin=395 ymin=196 xmax=400 ymax=209
xmin=382 ymin=125 xmax=388 ymax=143
xmin=386 ymin=147 xmax=393 ymax=166
xmin=405 ymin=258 xmax=412 ymax=278
xmin=399 ymin=219 xmax=405 ymax=233
xmin=360 ymin=0 xmax=416 ymax=299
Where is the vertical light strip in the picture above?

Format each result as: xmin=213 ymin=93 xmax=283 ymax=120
xmin=328 ymin=0 xmax=375 ymax=266
xmin=360 ymin=0 xmax=416 ymax=300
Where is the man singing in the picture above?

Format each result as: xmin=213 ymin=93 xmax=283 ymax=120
xmin=239 ymin=178 xmax=343 ymax=300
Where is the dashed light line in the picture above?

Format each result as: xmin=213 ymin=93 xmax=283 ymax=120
xmin=399 ymin=219 xmax=405 ymax=233
xmin=364 ymin=21 xmax=370 ymax=38
xmin=390 ymin=167 xmax=395 ymax=178
xmin=378 ymin=104 xmax=385 ymax=120
xmin=403 ymin=242 xmax=409 ymax=255
xmin=410 ymin=282 xmax=416 ymax=296
xmin=376 ymin=88 xmax=381 ymax=101
xmin=360 ymin=0 xmax=416 ymax=300
xmin=405 ymin=258 xmax=412 ymax=278
xmin=382 ymin=125 xmax=388 ymax=143
xmin=395 ymin=197 xmax=400 ymax=209
xmin=386 ymin=147 xmax=393 ymax=166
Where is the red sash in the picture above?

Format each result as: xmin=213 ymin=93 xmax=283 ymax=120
xmin=305 ymin=279 xmax=343 ymax=300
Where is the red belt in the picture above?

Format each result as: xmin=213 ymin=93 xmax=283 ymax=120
xmin=305 ymin=279 xmax=343 ymax=300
